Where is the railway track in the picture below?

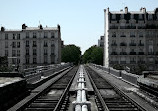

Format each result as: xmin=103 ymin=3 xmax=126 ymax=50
xmin=8 ymin=66 xmax=79 ymax=111
xmin=85 ymin=66 xmax=146 ymax=111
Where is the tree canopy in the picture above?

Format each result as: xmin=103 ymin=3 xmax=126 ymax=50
xmin=82 ymin=45 xmax=103 ymax=65
xmin=61 ymin=44 xmax=81 ymax=65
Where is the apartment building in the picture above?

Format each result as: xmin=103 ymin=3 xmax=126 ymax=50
xmin=0 ymin=24 xmax=62 ymax=70
xmin=98 ymin=36 xmax=104 ymax=48
xmin=104 ymin=7 xmax=158 ymax=71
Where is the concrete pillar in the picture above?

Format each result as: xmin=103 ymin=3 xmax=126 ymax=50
xmin=76 ymin=90 xmax=82 ymax=102
xmin=75 ymin=105 xmax=82 ymax=111
xmin=82 ymin=105 xmax=88 ymax=111
xmin=82 ymin=90 xmax=86 ymax=102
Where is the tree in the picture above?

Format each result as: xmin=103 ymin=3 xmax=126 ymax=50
xmin=61 ymin=44 xmax=81 ymax=65
xmin=82 ymin=45 xmax=103 ymax=65
xmin=0 ymin=56 xmax=9 ymax=72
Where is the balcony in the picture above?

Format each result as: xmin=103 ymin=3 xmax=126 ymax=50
xmin=110 ymin=26 xmax=118 ymax=29
xmin=138 ymin=43 xmax=144 ymax=46
xmin=129 ymin=43 xmax=136 ymax=46
xmin=111 ymin=52 xmax=118 ymax=55
xmin=148 ymin=52 xmax=154 ymax=55
xmin=130 ymin=61 xmax=136 ymax=64
xmin=112 ymin=35 xmax=116 ymax=37
xmin=138 ymin=61 xmax=145 ymax=64
xmin=33 ymin=36 xmax=36 ymax=38
xmin=138 ymin=26 xmax=146 ymax=29
xmin=120 ymin=43 xmax=127 ymax=46
xmin=120 ymin=61 xmax=126 ymax=64
xmin=120 ymin=35 xmax=126 ymax=37
xmin=120 ymin=52 xmax=127 ymax=55
xmin=50 ymin=53 xmax=55 ymax=56
xmin=26 ymin=45 xmax=29 ymax=47
xmin=51 ymin=44 xmax=55 ymax=47
xmin=44 ymin=45 xmax=48 ymax=47
xmin=138 ymin=52 xmax=144 ymax=55
xmin=110 ymin=61 xmax=119 ymax=64
xmin=130 ymin=52 xmax=137 ymax=55
xmin=139 ymin=35 xmax=143 ymax=37
xmin=120 ymin=26 xmax=136 ymax=29
xmin=111 ymin=44 xmax=117 ymax=46
xmin=130 ymin=35 xmax=135 ymax=37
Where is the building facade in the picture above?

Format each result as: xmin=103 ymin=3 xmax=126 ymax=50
xmin=104 ymin=7 xmax=158 ymax=71
xmin=0 ymin=24 xmax=62 ymax=70
xmin=98 ymin=36 xmax=104 ymax=48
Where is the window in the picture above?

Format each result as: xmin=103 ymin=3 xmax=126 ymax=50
xmin=44 ymin=49 xmax=47 ymax=55
xmin=12 ymin=50 xmax=16 ymax=56
xmin=33 ymin=32 xmax=36 ymax=38
xmin=26 ymin=40 xmax=29 ymax=47
xmin=33 ymin=49 xmax=36 ymax=55
xmin=5 ymin=42 xmax=8 ymax=48
xmin=130 ymin=31 xmax=135 ymax=37
xmin=26 ymin=32 xmax=29 ymax=38
xmin=148 ymin=14 xmax=153 ymax=20
xmin=51 ymin=32 xmax=55 ymax=38
xmin=112 ymin=32 xmax=116 ymax=37
xmin=44 ymin=41 xmax=48 ymax=47
xmin=131 ymin=14 xmax=134 ymax=19
xmin=17 ymin=42 xmax=20 ymax=48
xmin=112 ymin=14 xmax=116 ymax=19
xmin=17 ymin=50 xmax=20 ymax=56
xmin=26 ymin=58 xmax=29 ymax=64
xmin=139 ymin=32 xmax=143 ymax=37
xmin=44 ymin=56 xmax=47 ymax=63
xmin=121 ymin=14 xmax=124 ymax=19
xmin=17 ymin=34 xmax=20 ymax=39
xmin=157 ymin=12 xmax=158 ymax=20
xmin=5 ymin=50 xmax=8 ymax=56
xmin=12 ymin=42 xmax=16 ymax=48
xmin=33 ymin=41 xmax=37 ymax=47
xmin=5 ymin=34 xmax=8 ymax=40
xmin=13 ymin=34 xmax=15 ymax=39
xmin=33 ymin=57 xmax=37 ymax=64
xmin=139 ymin=14 xmax=143 ymax=19
xmin=26 ymin=49 xmax=29 ymax=55
xmin=44 ymin=32 xmax=48 ymax=38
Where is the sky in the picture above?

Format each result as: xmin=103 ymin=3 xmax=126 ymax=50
xmin=0 ymin=0 xmax=158 ymax=54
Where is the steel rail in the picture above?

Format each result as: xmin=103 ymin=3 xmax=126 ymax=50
xmin=84 ymin=65 xmax=109 ymax=111
xmin=87 ymin=65 xmax=147 ymax=111
xmin=53 ymin=66 xmax=79 ymax=111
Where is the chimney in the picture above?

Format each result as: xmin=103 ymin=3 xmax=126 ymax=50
xmin=142 ymin=7 xmax=146 ymax=13
xmin=39 ymin=24 xmax=43 ymax=29
xmin=1 ymin=27 xmax=5 ymax=31
xmin=125 ymin=7 xmax=128 ymax=13
xmin=57 ymin=24 xmax=60 ymax=32
xmin=22 ymin=24 xmax=27 ymax=29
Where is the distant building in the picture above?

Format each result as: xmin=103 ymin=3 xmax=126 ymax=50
xmin=104 ymin=7 xmax=158 ymax=71
xmin=98 ymin=36 xmax=104 ymax=48
xmin=0 ymin=24 xmax=62 ymax=70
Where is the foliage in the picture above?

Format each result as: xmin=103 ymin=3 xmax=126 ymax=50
xmin=82 ymin=45 xmax=103 ymax=65
xmin=61 ymin=44 xmax=81 ymax=65
xmin=112 ymin=64 xmax=124 ymax=70
xmin=0 ymin=56 xmax=9 ymax=72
